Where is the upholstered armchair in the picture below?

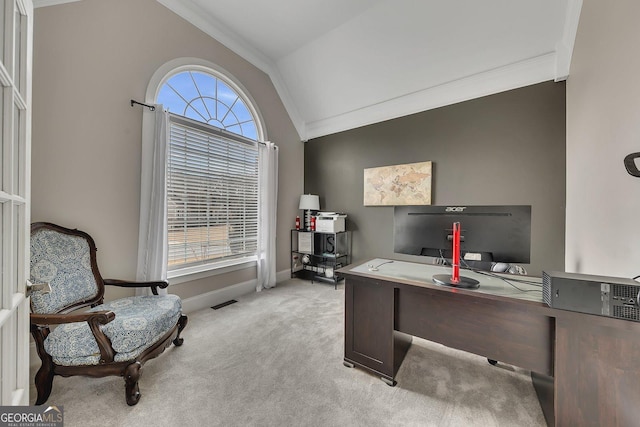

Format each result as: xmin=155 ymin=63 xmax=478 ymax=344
xmin=29 ymin=222 xmax=188 ymax=406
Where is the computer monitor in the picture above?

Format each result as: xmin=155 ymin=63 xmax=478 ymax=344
xmin=393 ymin=205 xmax=532 ymax=267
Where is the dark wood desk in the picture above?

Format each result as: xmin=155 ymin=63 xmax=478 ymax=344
xmin=340 ymin=259 xmax=640 ymax=427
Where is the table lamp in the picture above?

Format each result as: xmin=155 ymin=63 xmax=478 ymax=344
xmin=299 ymin=194 xmax=320 ymax=231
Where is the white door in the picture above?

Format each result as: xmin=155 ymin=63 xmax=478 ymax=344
xmin=0 ymin=0 xmax=32 ymax=406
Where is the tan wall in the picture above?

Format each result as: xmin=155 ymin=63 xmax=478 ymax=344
xmin=32 ymin=0 xmax=302 ymax=302
xmin=566 ymin=0 xmax=640 ymax=277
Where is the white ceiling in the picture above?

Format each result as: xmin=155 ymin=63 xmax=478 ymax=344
xmin=36 ymin=0 xmax=582 ymax=141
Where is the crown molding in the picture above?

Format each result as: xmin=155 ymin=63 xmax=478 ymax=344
xmin=156 ymin=1 xmax=578 ymax=141
xmin=305 ymin=52 xmax=558 ymax=140
xmin=156 ymin=0 xmax=306 ymax=140
xmin=555 ymin=0 xmax=583 ymax=81
xmin=33 ymin=1 xmax=581 ymax=143
xmin=33 ymin=0 xmax=82 ymax=8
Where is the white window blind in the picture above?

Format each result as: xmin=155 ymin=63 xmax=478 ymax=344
xmin=167 ymin=114 xmax=259 ymax=270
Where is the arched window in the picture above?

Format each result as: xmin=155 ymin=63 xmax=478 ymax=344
xmin=139 ymin=59 xmax=269 ymax=279
xmin=157 ymin=70 xmax=258 ymax=140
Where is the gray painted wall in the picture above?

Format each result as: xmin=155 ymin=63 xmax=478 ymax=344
xmin=304 ymin=81 xmax=566 ymax=276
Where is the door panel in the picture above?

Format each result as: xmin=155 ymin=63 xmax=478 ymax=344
xmin=0 ymin=0 xmax=31 ymax=406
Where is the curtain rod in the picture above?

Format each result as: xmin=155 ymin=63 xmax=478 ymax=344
xmin=130 ymin=99 xmax=155 ymax=111
xmin=130 ymin=103 xmax=277 ymax=150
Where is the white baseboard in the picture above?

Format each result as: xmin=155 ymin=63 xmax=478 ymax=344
xmin=276 ymin=268 xmax=291 ymax=284
xmin=181 ymin=269 xmax=292 ymax=313
xmin=181 ymin=279 xmax=256 ymax=314
xmin=33 ymin=0 xmax=83 ymax=8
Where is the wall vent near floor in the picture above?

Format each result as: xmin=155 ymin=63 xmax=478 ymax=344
xmin=211 ymin=299 xmax=238 ymax=310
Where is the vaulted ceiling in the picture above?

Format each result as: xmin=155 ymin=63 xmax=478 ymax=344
xmin=37 ymin=0 xmax=583 ymax=141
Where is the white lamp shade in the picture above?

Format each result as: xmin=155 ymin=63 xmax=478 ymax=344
xmin=299 ymin=194 xmax=320 ymax=210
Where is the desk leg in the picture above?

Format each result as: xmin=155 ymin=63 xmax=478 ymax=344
xmin=344 ymin=278 xmax=410 ymax=384
xmin=381 ymin=377 xmax=396 ymax=387
xmin=393 ymin=330 xmax=412 ymax=382
xmin=531 ymin=371 xmax=554 ymax=427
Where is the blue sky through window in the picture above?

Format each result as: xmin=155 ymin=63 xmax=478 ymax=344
xmin=158 ymin=71 xmax=258 ymax=140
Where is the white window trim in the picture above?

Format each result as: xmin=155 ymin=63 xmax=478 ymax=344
xmin=167 ymin=257 xmax=257 ymax=285
xmin=141 ymin=57 xmax=268 ymax=283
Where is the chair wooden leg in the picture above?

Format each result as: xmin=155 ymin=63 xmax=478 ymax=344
xmin=173 ymin=315 xmax=188 ymax=346
xmin=124 ymin=361 xmax=142 ymax=406
xmin=34 ymin=356 xmax=55 ymax=405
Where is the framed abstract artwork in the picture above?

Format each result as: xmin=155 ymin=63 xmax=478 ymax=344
xmin=363 ymin=161 xmax=432 ymax=206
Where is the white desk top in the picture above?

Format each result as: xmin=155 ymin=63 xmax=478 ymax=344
xmin=348 ymin=258 xmax=544 ymax=303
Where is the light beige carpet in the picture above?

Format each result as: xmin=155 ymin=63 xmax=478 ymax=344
xmin=30 ymin=279 xmax=545 ymax=426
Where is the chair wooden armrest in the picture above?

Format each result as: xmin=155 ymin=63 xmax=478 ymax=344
xmin=31 ymin=311 xmax=117 ymax=363
xmin=31 ymin=311 xmax=115 ymax=326
xmin=104 ymin=279 xmax=169 ymax=295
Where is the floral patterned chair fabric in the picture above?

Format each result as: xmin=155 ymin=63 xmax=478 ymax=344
xmin=44 ymin=294 xmax=182 ymax=366
xmin=30 ymin=229 xmax=100 ymax=314
xmin=29 ymin=222 xmax=188 ymax=406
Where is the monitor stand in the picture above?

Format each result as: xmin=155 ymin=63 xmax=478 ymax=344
xmin=432 ymin=222 xmax=480 ymax=289
xmin=432 ymin=273 xmax=480 ymax=289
